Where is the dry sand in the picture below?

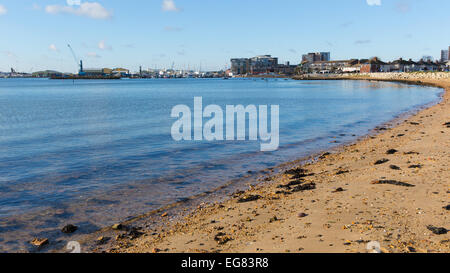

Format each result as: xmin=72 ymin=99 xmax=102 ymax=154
xmin=106 ymin=73 xmax=449 ymax=253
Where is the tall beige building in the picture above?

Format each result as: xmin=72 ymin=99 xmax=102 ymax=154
xmin=441 ymin=47 xmax=450 ymax=62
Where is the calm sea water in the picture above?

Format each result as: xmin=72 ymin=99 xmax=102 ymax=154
xmin=0 ymin=78 xmax=442 ymax=251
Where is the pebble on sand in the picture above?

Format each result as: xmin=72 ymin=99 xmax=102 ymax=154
xmin=427 ymin=226 xmax=448 ymax=235
xmin=269 ymin=216 xmax=279 ymax=223
xmin=386 ymin=149 xmax=399 ymax=155
xmin=214 ymin=232 xmax=233 ymax=245
xmin=112 ymin=223 xmax=124 ymax=230
xmin=333 ymin=187 xmax=345 ymax=193
xmin=374 ymin=159 xmax=390 ymax=165
xmin=61 ymin=224 xmax=78 ymax=234
xmin=238 ymin=195 xmax=261 ymax=203
xmin=152 ymin=248 xmax=161 ymax=253
xmin=336 ymin=170 xmax=350 ymax=175
xmin=30 ymin=238 xmax=49 ymax=247
xmin=97 ymin=236 xmax=110 ymax=245
xmin=298 ymin=213 xmax=308 ymax=218
xmin=371 ymin=180 xmax=415 ymax=187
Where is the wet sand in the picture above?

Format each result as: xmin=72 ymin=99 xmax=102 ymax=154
xmin=105 ymin=73 xmax=449 ymax=253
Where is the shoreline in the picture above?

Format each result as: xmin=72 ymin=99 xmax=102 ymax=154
xmin=94 ymin=73 xmax=448 ymax=253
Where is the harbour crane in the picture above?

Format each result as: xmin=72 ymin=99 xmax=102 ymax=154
xmin=67 ymin=44 xmax=84 ymax=75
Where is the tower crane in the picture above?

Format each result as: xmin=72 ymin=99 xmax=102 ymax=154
xmin=67 ymin=44 xmax=84 ymax=75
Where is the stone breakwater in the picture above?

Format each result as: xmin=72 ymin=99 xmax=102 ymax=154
xmin=348 ymin=72 xmax=450 ymax=81
xmin=294 ymin=72 xmax=450 ymax=81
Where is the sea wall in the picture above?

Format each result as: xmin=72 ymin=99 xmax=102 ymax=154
xmin=345 ymin=72 xmax=450 ymax=80
xmin=294 ymin=72 xmax=450 ymax=81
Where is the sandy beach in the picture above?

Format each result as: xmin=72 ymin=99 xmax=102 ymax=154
xmin=105 ymin=72 xmax=449 ymax=253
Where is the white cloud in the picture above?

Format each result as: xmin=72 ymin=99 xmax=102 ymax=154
xmin=49 ymin=44 xmax=59 ymax=52
xmin=0 ymin=5 xmax=7 ymax=15
xmin=66 ymin=0 xmax=81 ymax=6
xmin=366 ymin=0 xmax=381 ymax=6
xmin=45 ymin=2 xmax=112 ymax=19
xmin=98 ymin=40 xmax=112 ymax=50
xmin=86 ymin=52 xmax=101 ymax=58
xmin=162 ymin=0 xmax=180 ymax=12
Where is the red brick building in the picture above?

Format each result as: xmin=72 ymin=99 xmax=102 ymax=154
xmin=360 ymin=57 xmax=387 ymax=73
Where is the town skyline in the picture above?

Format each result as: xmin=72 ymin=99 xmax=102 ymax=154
xmin=1 ymin=0 xmax=450 ymax=72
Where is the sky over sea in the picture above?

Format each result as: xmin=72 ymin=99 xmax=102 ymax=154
xmin=0 ymin=0 xmax=449 ymax=73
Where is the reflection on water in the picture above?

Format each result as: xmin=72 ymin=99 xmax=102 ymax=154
xmin=0 ymin=78 xmax=442 ymax=252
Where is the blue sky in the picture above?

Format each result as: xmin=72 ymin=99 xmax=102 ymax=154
xmin=0 ymin=0 xmax=449 ymax=73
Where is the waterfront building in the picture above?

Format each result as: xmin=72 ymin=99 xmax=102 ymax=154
xmin=416 ymin=59 xmax=439 ymax=71
xmin=302 ymin=52 xmax=330 ymax=63
xmin=231 ymin=58 xmax=250 ymax=75
xmin=112 ymin=68 xmax=130 ymax=76
xmin=297 ymin=55 xmax=447 ymax=74
xmin=302 ymin=59 xmax=354 ymax=73
xmin=83 ymin=68 xmax=104 ymax=76
xmin=82 ymin=67 xmax=129 ymax=77
xmin=102 ymin=68 xmax=113 ymax=74
xmin=441 ymin=49 xmax=449 ymax=62
xmin=404 ymin=59 xmax=421 ymax=72
xmin=231 ymin=55 xmax=279 ymax=75
xmin=390 ymin=58 xmax=440 ymax=72
xmin=249 ymin=55 xmax=278 ymax=74
xmin=301 ymin=53 xmax=314 ymax=63
xmin=320 ymin=52 xmax=331 ymax=62
xmin=31 ymin=70 xmax=63 ymax=78
xmin=390 ymin=58 xmax=415 ymax=72
xmin=342 ymin=65 xmax=362 ymax=73
xmin=360 ymin=57 xmax=390 ymax=73
xmin=275 ymin=62 xmax=298 ymax=75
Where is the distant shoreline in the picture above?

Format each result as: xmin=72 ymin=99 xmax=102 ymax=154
xmin=235 ymin=74 xmax=291 ymax=79
xmin=50 ymin=75 xmax=122 ymax=80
